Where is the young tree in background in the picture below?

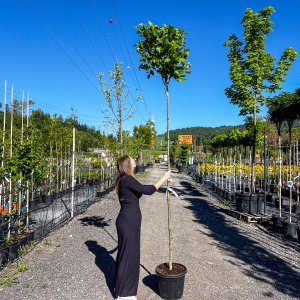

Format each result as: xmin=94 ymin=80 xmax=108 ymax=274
xmin=98 ymin=62 xmax=135 ymax=155
xmin=136 ymin=21 xmax=191 ymax=270
xmin=133 ymin=121 xmax=156 ymax=150
xmin=224 ymin=6 xmax=297 ymax=193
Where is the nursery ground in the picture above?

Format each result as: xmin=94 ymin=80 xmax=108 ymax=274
xmin=1 ymin=163 xmax=300 ymax=300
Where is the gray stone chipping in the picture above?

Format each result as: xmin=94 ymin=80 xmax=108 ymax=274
xmin=1 ymin=163 xmax=300 ymax=299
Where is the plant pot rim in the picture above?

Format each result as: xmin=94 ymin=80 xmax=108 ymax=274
xmin=235 ymin=192 xmax=260 ymax=195
xmin=155 ymin=263 xmax=187 ymax=278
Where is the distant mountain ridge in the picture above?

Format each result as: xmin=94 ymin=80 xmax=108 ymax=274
xmin=158 ymin=125 xmax=245 ymax=141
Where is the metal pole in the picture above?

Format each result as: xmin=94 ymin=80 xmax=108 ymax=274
xmin=71 ymin=127 xmax=75 ymax=218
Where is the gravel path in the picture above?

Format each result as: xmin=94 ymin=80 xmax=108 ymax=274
xmin=1 ymin=163 xmax=300 ymax=299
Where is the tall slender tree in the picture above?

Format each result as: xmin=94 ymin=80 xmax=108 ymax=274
xmin=98 ymin=62 xmax=135 ymax=155
xmin=136 ymin=21 xmax=191 ymax=270
xmin=224 ymin=6 xmax=297 ymax=193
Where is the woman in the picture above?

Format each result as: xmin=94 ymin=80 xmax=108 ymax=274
xmin=114 ymin=155 xmax=171 ymax=300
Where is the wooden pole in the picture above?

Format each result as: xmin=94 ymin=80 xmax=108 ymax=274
xmin=278 ymin=136 xmax=282 ymax=218
xmin=1 ymin=81 xmax=7 ymax=166
xmin=18 ymin=90 xmax=25 ymax=221
xmin=26 ymin=91 xmax=30 ymax=231
xmin=0 ymin=81 xmax=7 ymax=207
xmin=8 ymin=85 xmax=14 ymax=238
xmin=21 ymin=90 xmax=24 ymax=144
xmin=71 ymin=127 xmax=75 ymax=218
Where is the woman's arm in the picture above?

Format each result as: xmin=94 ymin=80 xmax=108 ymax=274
xmin=126 ymin=176 xmax=157 ymax=195
xmin=154 ymin=170 xmax=171 ymax=190
xmin=125 ymin=170 xmax=171 ymax=195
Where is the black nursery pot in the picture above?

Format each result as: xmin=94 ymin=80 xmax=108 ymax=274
xmin=272 ymin=216 xmax=283 ymax=233
xmin=282 ymin=221 xmax=298 ymax=239
xmin=0 ymin=245 xmax=9 ymax=266
xmin=178 ymin=166 xmax=187 ymax=173
xmin=235 ymin=193 xmax=261 ymax=214
xmin=156 ymin=263 xmax=187 ymax=300
xmin=266 ymin=194 xmax=273 ymax=203
xmin=292 ymin=203 xmax=300 ymax=214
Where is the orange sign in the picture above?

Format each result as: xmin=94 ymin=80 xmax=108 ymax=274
xmin=178 ymin=135 xmax=193 ymax=145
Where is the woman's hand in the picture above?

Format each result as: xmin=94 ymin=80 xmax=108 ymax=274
xmin=154 ymin=170 xmax=172 ymax=190
xmin=165 ymin=170 xmax=172 ymax=180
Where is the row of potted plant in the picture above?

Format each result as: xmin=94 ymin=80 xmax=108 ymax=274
xmin=192 ymin=172 xmax=300 ymax=243
xmin=0 ymin=229 xmax=34 ymax=267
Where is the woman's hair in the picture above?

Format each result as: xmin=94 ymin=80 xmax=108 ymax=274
xmin=117 ymin=155 xmax=134 ymax=176
xmin=116 ymin=155 xmax=134 ymax=194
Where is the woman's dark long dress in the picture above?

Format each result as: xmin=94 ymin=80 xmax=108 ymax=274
xmin=115 ymin=175 xmax=156 ymax=297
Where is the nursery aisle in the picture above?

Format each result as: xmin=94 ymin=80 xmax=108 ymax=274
xmin=1 ymin=163 xmax=300 ymax=299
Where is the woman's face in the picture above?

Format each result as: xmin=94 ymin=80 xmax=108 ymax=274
xmin=130 ymin=157 xmax=136 ymax=172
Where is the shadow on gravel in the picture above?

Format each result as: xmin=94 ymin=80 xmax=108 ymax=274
xmin=79 ymin=216 xmax=111 ymax=228
xmin=85 ymin=240 xmax=115 ymax=298
xmin=80 ymin=216 xmax=118 ymax=244
xmin=180 ymin=180 xmax=300 ymax=298
xmin=142 ymin=274 xmax=160 ymax=296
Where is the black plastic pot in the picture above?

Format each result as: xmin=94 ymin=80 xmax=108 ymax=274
xmin=292 ymin=203 xmax=300 ymax=214
xmin=8 ymin=242 xmax=18 ymax=261
xmin=272 ymin=216 xmax=283 ymax=233
xmin=226 ymin=192 xmax=233 ymax=201
xmin=0 ymin=245 xmax=9 ymax=266
xmin=156 ymin=263 xmax=187 ymax=300
xmin=135 ymin=165 xmax=146 ymax=173
xmin=178 ymin=166 xmax=187 ymax=173
xmin=235 ymin=193 xmax=262 ymax=214
xmin=282 ymin=221 xmax=298 ymax=239
xmin=266 ymin=194 xmax=273 ymax=203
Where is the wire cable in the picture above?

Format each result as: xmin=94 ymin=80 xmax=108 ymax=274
xmin=0 ymin=86 xmax=105 ymax=124
xmin=111 ymin=0 xmax=151 ymax=118
xmin=63 ymin=0 xmax=147 ymax=125
xmin=87 ymin=0 xmax=117 ymax=62
xmin=36 ymin=0 xmax=98 ymax=78
xmin=18 ymin=0 xmax=100 ymax=94
xmin=64 ymin=0 xmax=109 ymax=72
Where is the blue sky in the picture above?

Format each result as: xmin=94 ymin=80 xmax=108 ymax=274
xmin=0 ymin=0 xmax=299 ymax=134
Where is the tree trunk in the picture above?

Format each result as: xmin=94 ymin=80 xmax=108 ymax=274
xmin=251 ymin=105 xmax=257 ymax=193
xmin=118 ymin=97 xmax=123 ymax=156
xmin=56 ymin=136 xmax=59 ymax=192
xmin=278 ymin=135 xmax=282 ymax=217
xmin=49 ymin=139 xmax=53 ymax=195
xmin=165 ymin=83 xmax=173 ymax=271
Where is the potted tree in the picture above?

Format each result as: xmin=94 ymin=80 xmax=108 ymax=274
xmin=136 ymin=21 xmax=191 ymax=299
xmin=178 ymin=144 xmax=189 ymax=173
xmin=224 ymin=6 xmax=297 ymax=215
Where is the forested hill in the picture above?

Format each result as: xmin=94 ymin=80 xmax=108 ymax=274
xmin=158 ymin=125 xmax=245 ymax=141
